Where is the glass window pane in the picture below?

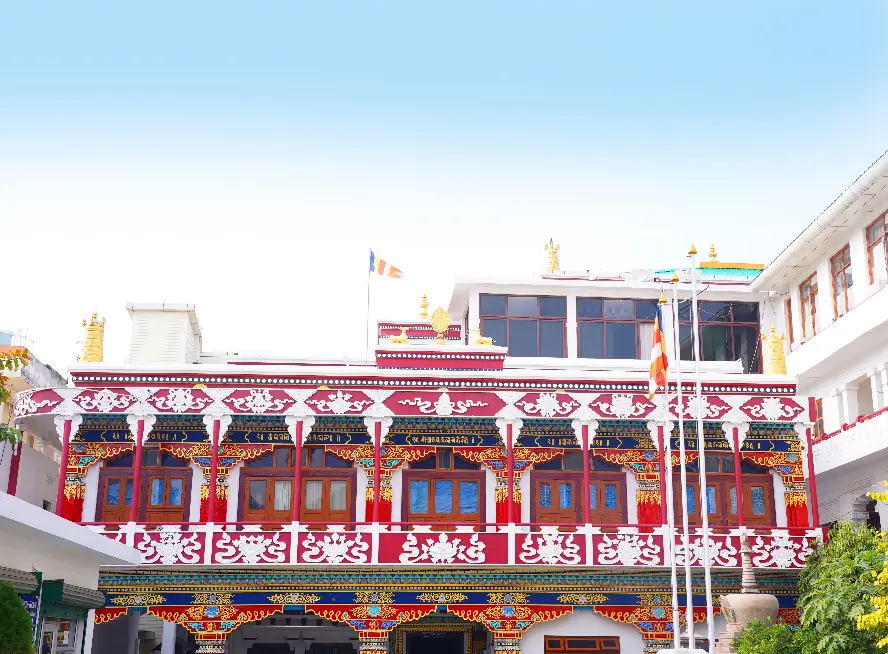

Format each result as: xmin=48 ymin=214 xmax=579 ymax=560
xmin=409 ymin=480 xmax=429 ymax=513
xmin=125 ymin=480 xmax=133 ymax=506
xmin=539 ymin=320 xmax=565 ymax=358
xmin=589 ymin=483 xmax=597 ymax=509
xmin=576 ymin=298 xmax=602 ymax=318
xmin=539 ymin=296 xmax=567 ymax=317
xmin=706 ymin=485 xmax=717 ymax=514
xmin=603 ymin=299 xmax=634 ymax=319
xmin=604 ymin=484 xmax=617 ymax=511
xmin=704 ymin=455 xmax=720 ymax=473
xmin=509 ymin=320 xmax=538 ymax=357
xmin=751 ymin=487 xmax=766 ymax=516
xmin=733 ymin=326 xmax=759 ymax=373
xmin=169 ymin=478 xmax=183 ymax=506
xmin=325 ymin=453 xmax=352 ymax=468
xmin=508 ymin=296 xmax=539 ymax=317
xmin=160 ymin=453 xmax=188 ymax=467
xmin=731 ymin=302 xmax=759 ymax=322
xmin=559 ymin=483 xmax=573 ymax=509
xmin=454 ymin=455 xmax=479 ymax=470
xmin=578 ymin=321 xmax=604 ymax=359
xmin=304 ymin=480 xmax=322 ymax=511
xmin=411 ymin=454 xmax=437 ymax=470
xmin=479 ymin=294 xmax=507 ymax=316
xmin=564 ymin=452 xmax=584 ymax=471
xmin=634 ymin=300 xmax=658 ymax=321
xmin=274 ymin=480 xmax=292 ymax=511
xmin=106 ymin=480 xmax=120 ymax=506
xmin=458 ymin=481 xmax=479 ymax=514
xmin=150 ymin=479 xmax=165 ymax=505
xmin=330 ymin=481 xmax=347 ymax=511
xmin=143 ymin=449 xmax=159 ymax=466
xmin=434 ymin=480 xmax=453 ymax=513
xmin=678 ymin=300 xmax=692 ymax=322
xmin=539 ymin=482 xmax=552 ymax=508
xmin=686 ymin=486 xmax=696 ymax=514
xmin=275 ymin=448 xmax=290 ymax=468
xmin=700 ymin=301 xmax=731 ymax=322
xmin=679 ymin=324 xmax=694 ymax=360
xmin=309 ymin=448 xmax=324 ymax=469
xmin=107 ymin=453 xmax=133 ymax=467
xmin=729 ymin=486 xmax=737 ymax=515
xmin=701 ymin=325 xmax=731 ymax=361
xmin=438 ymin=449 xmax=453 ymax=469
xmin=591 ymin=458 xmax=622 ymax=472
xmin=721 ymin=456 xmax=735 ymax=473
xmin=481 ymin=318 xmax=507 ymax=348
xmin=247 ymin=453 xmax=273 ymax=468
xmin=605 ymin=322 xmax=637 ymax=359
xmin=249 ymin=480 xmax=266 ymax=511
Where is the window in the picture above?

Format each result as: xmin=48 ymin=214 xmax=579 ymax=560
xmin=799 ymin=274 xmax=818 ymax=340
xmin=814 ymin=398 xmax=824 ymax=440
xmin=479 ymin=294 xmax=566 ymax=357
xmin=785 ymin=298 xmax=794 ymax=347
xmin=677 ymin=301 xmax=761 ymax=373
xmin=99 ymin=448 xmax=189 ymax=523
xmin=403 ymin=450 xmax=483 ymax=524
xmin=867 ymin=213 xmax=887 ymax=284
xmin=545 ymin=636 xmax=620 ymax=654
xmin=576 ymin=298 xmax=658 ymax=359
xmin=532 ymin=454 xmax=626 ymax=524
xmin=674 ymin=454 xmax=774 ymax=526
xmin=830 ymin=245 xmax=853 ymax=318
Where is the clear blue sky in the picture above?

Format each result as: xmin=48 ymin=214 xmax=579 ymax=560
xmin=2 ymin=1 xmax=887 ymax=369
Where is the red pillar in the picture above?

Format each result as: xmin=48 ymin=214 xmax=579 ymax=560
xmin=291 ymin=420 xmax=303 ymax=523
xmin=657 ymin=425 xmax=667 ymax=524
xmin=129 ymin=419 xmax=145 ymax=523
xmin=55 ymin=420 xmax=72 ymax=516
xmin=372 ymin=421 xmax=382 ymax=523
xmin=7 ymin=441 xmax=22 ymax=496
xmin=208 ymin=420 xmax=220 ymax=522
xmin=805 ymin=425 xmax=821 ymax=527
xmin=731 ymin=425 xmax=745 ymax=527
xmin=581 ymin=425 xmax=591 ymax=524
xmin=506 ymin=423 xmax=515 ymax=523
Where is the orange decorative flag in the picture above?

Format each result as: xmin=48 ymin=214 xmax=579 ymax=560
xmin=647 ymin=302 xmax=669 ymax=400
xmin=369 ymin=250 xmax=404 ymax=279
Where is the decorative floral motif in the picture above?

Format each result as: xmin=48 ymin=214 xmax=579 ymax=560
xmin=416 ymin=592 xmax=469 ymax=603
xmin=592 ymin=394 xmax=651 ymax=419
xmin=306 ymin=390 xmax=374 ymax=414
xmin=224 ymin=389 xmax=293 ymax=414
xmin=517 ymin=393 xmax=578 ymax=418
xmin=741 ymin=397 xmax=805 ymax=422
xmin=213 ymin=531 xmax=287 ymax=565
xmin=72 ymin=388 xmax=137 ymax=413
xmin=596 ymin=533 xmax=661 ymax=566
xmin=300 ymin=532 xmax=369 ymax=564
xmin=110 ymin=594 xmax=167 ymax=606
xmin=398 ymin=391 xmax=488 ymax=416
xmin=136 ymin=526 xmax=202 ymax=565
xmin=399 ymin=533 xmax=486 ymax=564
xmin=488 ymin=592 xmax=529 ymax=605
xmin=752 ymin=531 xmax=814 ymax=568
xmin=149 ymin=388 xmax=213 ymax=413
xmin=13 ymin=389 xmax=61 ymax=419
xmin=556 ymin=593 xmax=608 ymax=605
xmin=673 ymin=536 xmax=738 ymax=567
xmin=192 ymin=593 xmax=233 ymax=605
xmin=354 ymin=591 xmax=394 ymax=604
xmin=268 ymin=593 xmax=321 ymax=604
xmin=518 ymin=527 xmax=581 ymax=565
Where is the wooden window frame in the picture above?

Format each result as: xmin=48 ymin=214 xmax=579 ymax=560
xmin=576 ymin=298 xmax=659 ymax=360
xmin=784 ymin=298 xmax=794 ymax=347
xmin=401 ymin=468 xmax=486 ymax=525
xmin=479 ymin=294 xmax=567 ymax=358
xmin=830 ymin=244 xmax=853 ymax=318
xmin=96 ymin=448 xmax=191 ymax=523
xmin=529 ymin=454 xmax=628 ymax=525
xmin=544 ymin=636 xmax=621 ymax=654
xmin=799 ymin=273 xmax=818 ymax=340
xmin=867 ymin=212 xmax=888 ymax=284
xmin=676 ymin=301 xmax=762 ymax=372
xmin=814 ymin=398 xmax=824 ymax=440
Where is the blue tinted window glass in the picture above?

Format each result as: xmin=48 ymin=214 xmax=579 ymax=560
xmin=539 ymin=296 xmax=567 ymax=317
xmin=106 ymin=453 xmax=133 ymax=467
xmin=409 ymin=480 xmax=429 ymax=513
xmin=605 ymin=322 xmax=637 ymax=359
xmin=106 ymin=480 xmax=120 ymax=506
xmin=434 ymin=480 xmax=453 ymax=513
xmin=635 ymin=300 xmax=658 ymax=321
xmin=150 ymin=479 xmax=164 ymax=505
xmin=579 ymin=322 xmax=604 ymax=358
xmin=577 ymin=298 xmax=603 ymax=318
xmin=589 ymin=483 xmax=597 ymax=509
xmin=706 ymin=485 xmax=717 ymax=514
xmin=508 ymin=296 xmax=538 ymax=317
xmin=751 ymin=487 xmax=766 ymax=516
xmin=539 ymin=482 xmax=552 ymax=508
xmin=539 ymin=320 xmax=565 ymax=358
xmin=124 ymin=480 xmax=133 ymax=506
xmin=603 ymin=299 xmax=634 ymax=318
xmin=479 ymin=294 xmax=507 ymax=316
xmin=161 ymin=453 xmax=188 ymax=467
xmin=458 ymin=481 xmax=479 ymax=514
xmin=509 ymin=320 xmax=538 ymax=357
xmin=481 ymin=319 xmax=507 ymax=348
xmin=169 ymin=478 xmax=183 ymax=507
xmin=605 ymin=484 xmax=617 ymax=511
xmin=559 ymin=483 xmax=572 ymax=509
xmin=730 ymin=486 xmax=737 ymax=515
xmin=686 ymin=486 xmax=696 ymax=514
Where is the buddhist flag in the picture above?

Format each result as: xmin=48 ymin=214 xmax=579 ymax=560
xmin=369 ymin=250 xmax=404 ymax=279
xmin=647 ymin=302 xmax=669 ymax=400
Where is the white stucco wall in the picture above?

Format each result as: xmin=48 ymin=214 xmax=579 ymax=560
xmin=14 ymin=441 xmax=59 ymax=510
xmin=190 ymin=463 xmax=203 ymax=521
xmin=520 ymin=609 xmax=644 ymax=654
xmin=357 ymin=466 xmax=369 ymax=522
xmin=82 ymin=462 xmax=101 ymax=522
xmin=226 ymin=462 xmax=242 ymax=522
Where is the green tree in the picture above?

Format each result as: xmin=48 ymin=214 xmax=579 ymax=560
xmin=0 ymin=349 xmax=31 ymax=446
xmin=733 ymin=620 xmax=799 ymax=654
xmin=0 ymin=581 xmax=35 ymax=654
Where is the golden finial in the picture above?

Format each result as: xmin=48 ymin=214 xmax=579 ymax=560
xmin=473 ymin=329 xmax=493 ymax=346
xmin=390 ymin=328 xmax=409 ymax=344
xmin=429 ymin=308 xmax=451 ymax=345
xmin=193 ymin=383 xmax=207 ymax=389
xmin=79 ymin=313 xmax=106 ymax=363
xmin=544 ymin=238 xmax=561 ymax=273
xmin=658 ymin=293 xmax=667 ymax=305
xmin=419 ymin=293 xmax=429 ymax=320
xmin=761 ymin=325 xmax=787 ymax=375
xmin=671 ymin=272 xmax=680 ymax=283
xmin=709 ymin=244 xmax=718 ymax=261
xmin=688 ymin=244 xmax=698 ymax=256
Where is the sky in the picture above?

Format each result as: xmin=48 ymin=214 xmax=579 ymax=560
xmin=1 ymin=1 xmax=888 ymax=372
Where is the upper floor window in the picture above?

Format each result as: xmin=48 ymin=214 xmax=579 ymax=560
xmin=576 ymin=298 xmax=658 ymax=359
xmin=830 ymin=245 xmax=853 ymax=318
xmin=677 ymin=301 xmax=761 ymax=373
xmin=676 ymin=454 xmax=774 ymax=526
xmin=479 ymin=294 xmax=566 ymax=357
xmin=867 ymin=212 xmax=887 ymax=284
xmin=532 ymin=454 xmax=626 ymax=524
xmin=404 ymin=449 xmax=483 ymax=524
xmin=814 ymin=398 xmax=824 ymax=440
xmin=799 ymin=274 xmax=818 ymax=339
xmin=100 ymin=448 xmax=189 ymax=523
xmin=784 ymin=298 xmax=794 ymax=347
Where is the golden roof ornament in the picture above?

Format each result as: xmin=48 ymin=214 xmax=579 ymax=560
xmin=79 ymin=313 xmax=106 ymax=363
xmin=544 ymin=238 xmax=561 ymax=273
xmin=762 ymin=325 xmax=787 ymax=375
xmin=429 ymin=307 xmax=451 ymax=345
xmin=419 ymin=293 xmax=429 ymax=320
xmin=709 ymin=244 xmax=718 ymax=261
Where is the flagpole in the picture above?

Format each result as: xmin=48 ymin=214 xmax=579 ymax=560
xmin=365 ymin=250 xmax=372 ymax=363
xmin=672 ymin=273 xmax=695 ymax=648
xmin=689 ymin=245 xmax=716 ymax=649
xmin=661 ymin=292 xmax=680 ymax=651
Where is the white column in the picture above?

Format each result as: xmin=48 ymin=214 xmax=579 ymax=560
xmin=869 ymin=370 xmax=884 ymax=413
xmin=566 ymin=293 xmax=578 ymax=358
xmin=161 ymin=620 xmax=177 ymax=654
xmin=841 ymin=384 xmax=860 ymax=424
xmin=879 ymin=366 xmax=888 ymax=410
xmin=82 ymin=610 xmax=95 ymax=654
xmin=824 ymin=391 xmax=844 ymax=432
xmin=815 ymin=259 xmax=833 ymax=331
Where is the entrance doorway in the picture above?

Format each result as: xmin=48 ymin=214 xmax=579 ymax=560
xmin=405 ymin=632 xmax=465 ymax=654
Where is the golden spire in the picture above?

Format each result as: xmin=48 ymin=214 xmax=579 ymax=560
xmin=429 ymin=308 xmax=451 ymax=345
xmin=658 ymin=292 xmax=667 ymax=304
xmin=709 ymin=244 xmax=718 ymax=261
xmin=671 ymin=271 xmax=680 ymax=283
xmin=688 ymin=244 xmax=698 ymax=256
xmin=80 ymin=313 xmax=106 ymax=363
xmin=762 ymin=325 xmax=787 ymax=375
xmin=544 ymin=238 xmax=561 ymax=273
xmin=419 ymin=293 xmax=429 ymax=320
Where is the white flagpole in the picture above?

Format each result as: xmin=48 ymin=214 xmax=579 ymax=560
xmin=672 ymin=273 xmax=695 ymax=648
xmin=661 ymin=292 xmax=680 ymax=651
xmin=689 ymin=245 xmax=716 ymax=648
